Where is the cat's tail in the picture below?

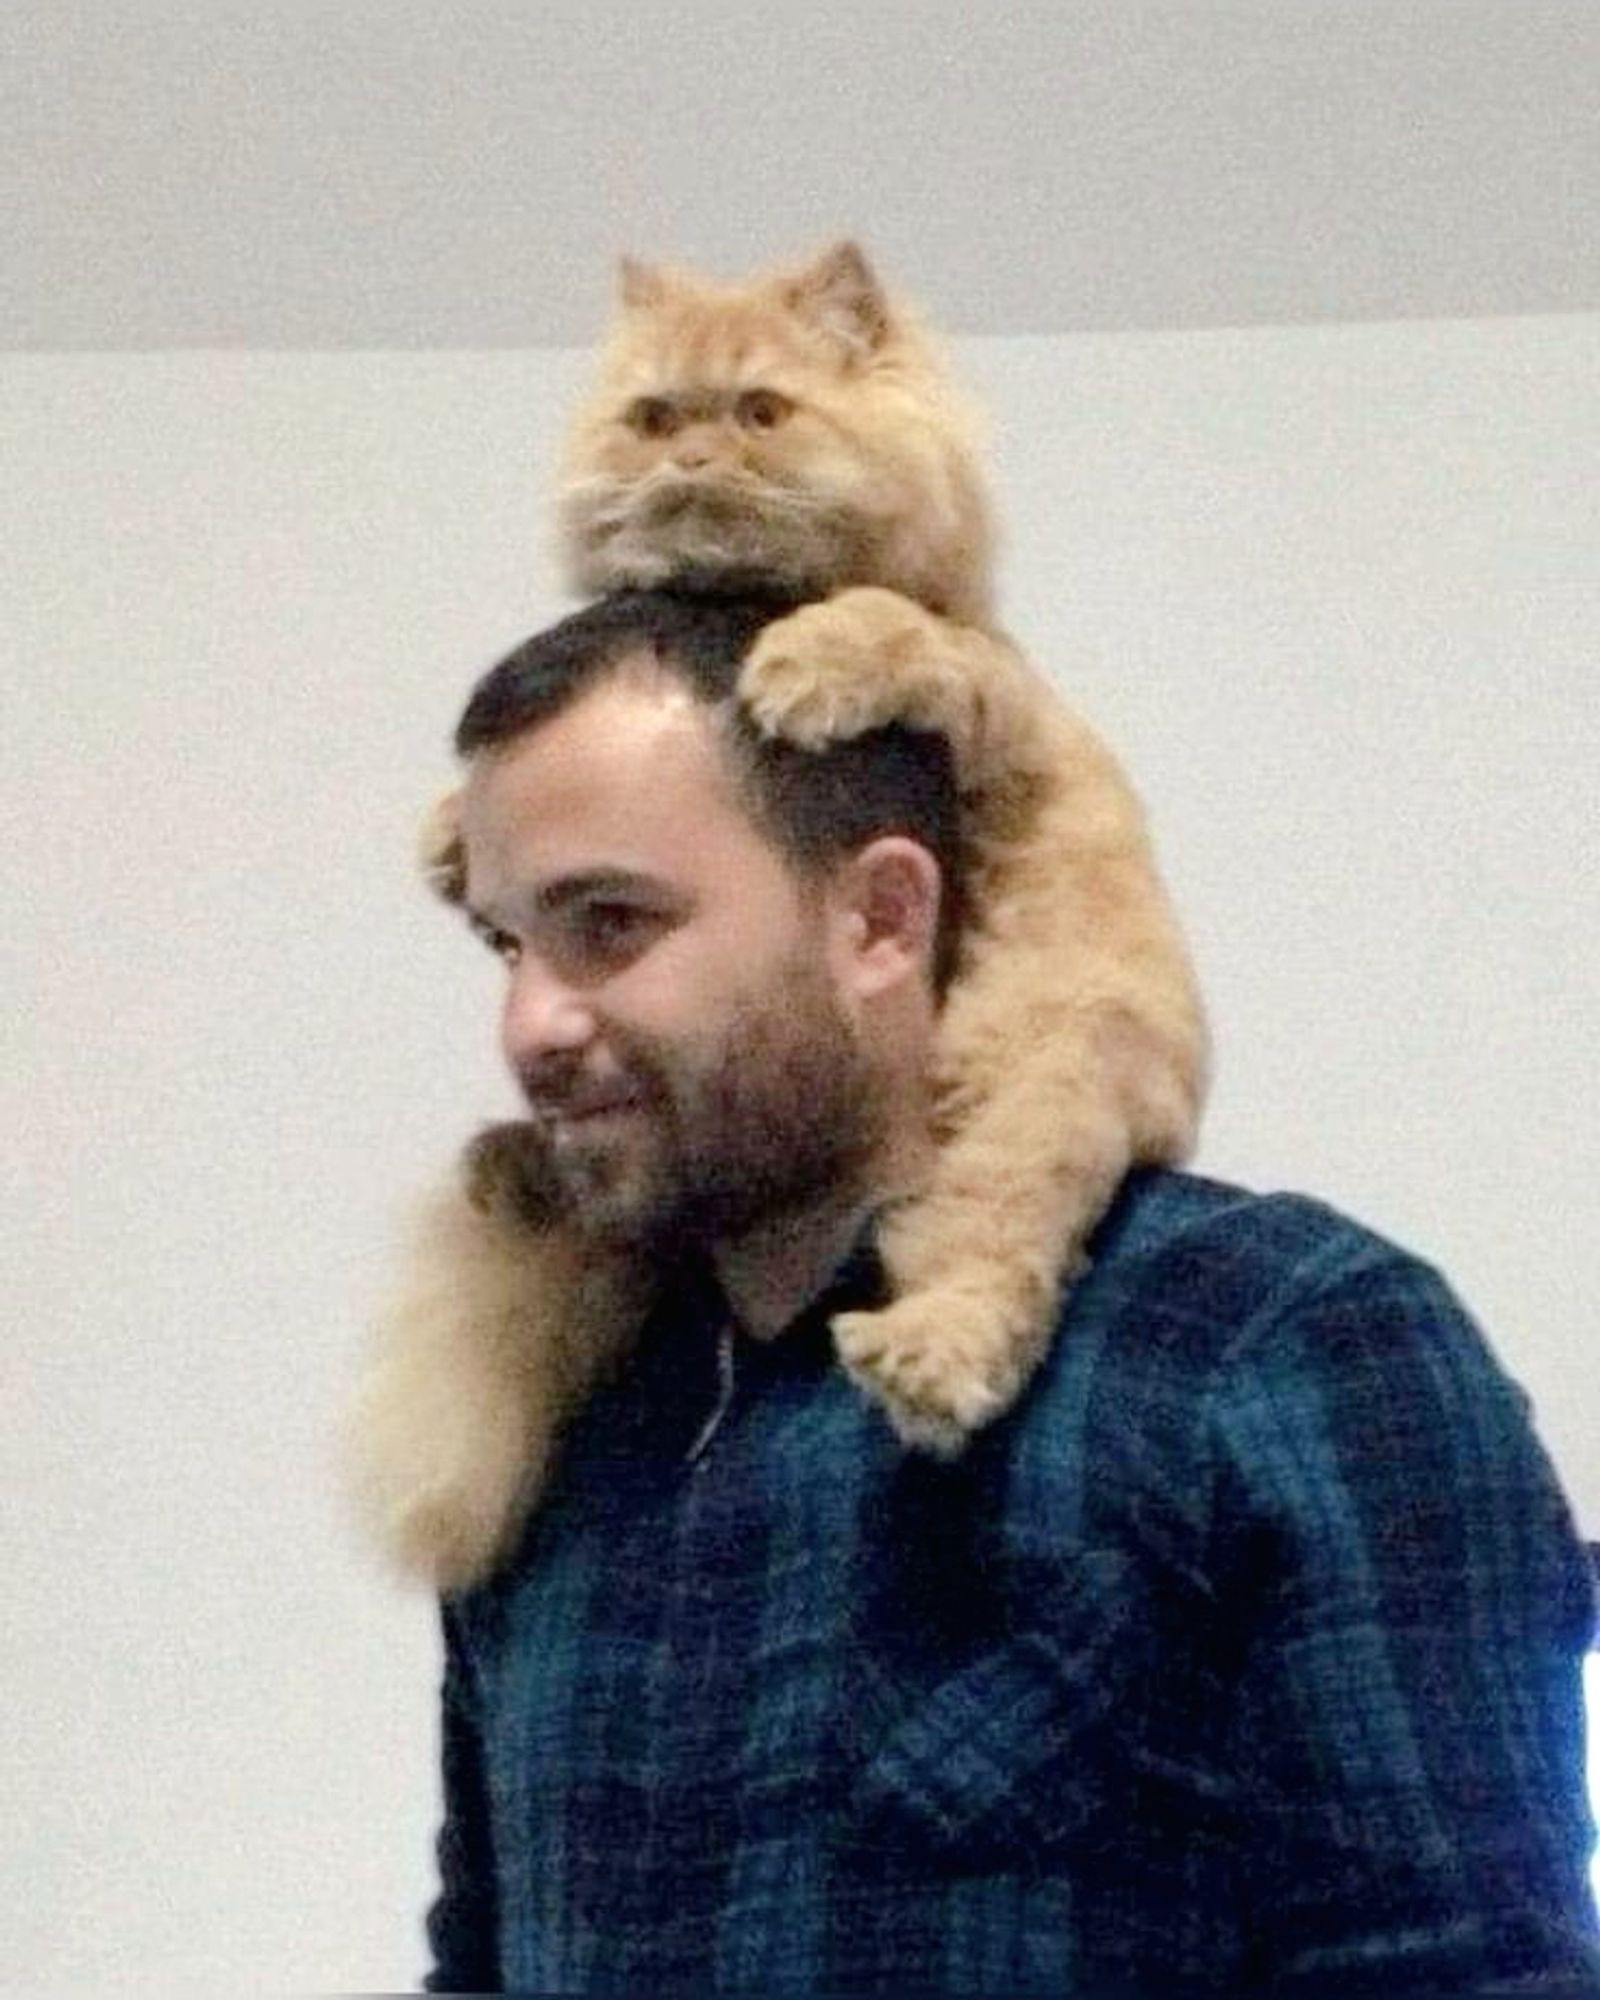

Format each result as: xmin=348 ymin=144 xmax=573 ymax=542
xmin=337 ymin=1131 xmax=646 ymax=1592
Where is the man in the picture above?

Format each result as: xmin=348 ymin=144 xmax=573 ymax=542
xmin=421 ymin=587 xmax=1598 ymax=1995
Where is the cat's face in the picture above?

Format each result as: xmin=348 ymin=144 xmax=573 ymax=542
xmin=556 ymin=243 xmax=993 ymax=621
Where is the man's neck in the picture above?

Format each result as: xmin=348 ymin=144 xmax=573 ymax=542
xmin=713 ymin=1121 xmax=933 ymax=1342
xmin=714 ymin=1196 xmax=871 ymax=1343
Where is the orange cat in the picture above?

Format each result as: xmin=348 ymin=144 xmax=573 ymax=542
xmin=345 ymin=243 xmax=1209 ymax=1590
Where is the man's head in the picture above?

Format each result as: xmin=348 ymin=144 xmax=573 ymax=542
xmin=452 ymin=588 xmax=962 ymax=1254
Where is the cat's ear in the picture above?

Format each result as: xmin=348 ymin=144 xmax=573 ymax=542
xmin=618 ymin=256 xmax=670 ymax=310
xmin=783 ymin=241 xmax=892 ymax=358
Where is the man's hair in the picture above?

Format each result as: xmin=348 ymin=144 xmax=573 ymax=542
xmin=454 ymin=588 xmax=966 ymax=994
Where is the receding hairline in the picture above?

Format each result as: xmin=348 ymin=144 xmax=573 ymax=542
xmin=451 ymin=585 xmax=805 ymax=762
xmin=464 ymin=638 xmax=771 ymax=833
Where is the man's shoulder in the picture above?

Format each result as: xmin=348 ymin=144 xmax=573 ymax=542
xmin=1010 ymin=1167 xmax=1557 ymax=1570
xmin=1062 ymin=1164 xmax=1479 ymax=1387
xmin=1085 ymin=1164 xmax=1424 ymax=1305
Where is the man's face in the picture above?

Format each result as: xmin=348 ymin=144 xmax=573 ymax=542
xmin=459 ymin=660 xmax=887 ymax=1250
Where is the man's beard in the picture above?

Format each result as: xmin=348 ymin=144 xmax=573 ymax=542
xmin=519 ymin=955 xmax=887 ymax=1255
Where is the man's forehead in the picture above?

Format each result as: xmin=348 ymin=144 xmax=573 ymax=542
xmin=475 ymin=667 xmax=723 ymax=796
xmin=460 ymin=663 xmax=756 ymax=898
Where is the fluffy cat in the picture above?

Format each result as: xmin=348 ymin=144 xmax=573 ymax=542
xmin=345 ymin=242 xmax=1208 ymax=1590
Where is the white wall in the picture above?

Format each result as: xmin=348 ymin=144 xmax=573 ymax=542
xmin=5 ymin=313 xmax=1596 ymax=1987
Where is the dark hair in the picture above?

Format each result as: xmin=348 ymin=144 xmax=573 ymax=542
xmin=454 ymin=588 xmax=966 ymax=994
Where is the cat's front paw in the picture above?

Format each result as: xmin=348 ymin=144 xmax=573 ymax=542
xmin=831 ymin=1292 xmax=1029 ymax=1454
xmin=419 ymin=789 xmax=466 ymax=905
xmin=741 ymin=591 xmax=987 ymax=762
xmin=739 ymin=596 xmax=911 ymax=749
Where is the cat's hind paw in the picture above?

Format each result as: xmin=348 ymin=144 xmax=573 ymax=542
xmin=462 ymin=1121 xmax=564 ymax=1229
xmin=831 ymin=1293 xmax=1031 ymax=1455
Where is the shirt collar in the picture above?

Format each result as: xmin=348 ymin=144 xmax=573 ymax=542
xmin=653 ymin=1208 xmax=892 ymax=1376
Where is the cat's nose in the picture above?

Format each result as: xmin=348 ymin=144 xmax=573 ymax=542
xmin=670 ymin=424 xmax=721 ymax=471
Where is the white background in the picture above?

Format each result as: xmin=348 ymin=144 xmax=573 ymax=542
xmin=5 ymin=0 xmax=1597 ymax=346
xmin=5 ymin=313 xmax=1596 ymax=1988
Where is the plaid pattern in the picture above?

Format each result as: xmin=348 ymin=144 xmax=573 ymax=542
xmin=423 ymin=1169 xmax=1599 ymax=1995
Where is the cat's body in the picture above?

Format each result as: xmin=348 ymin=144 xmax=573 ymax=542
xmin=346 ymin=244 xmax=1208 ymax=1590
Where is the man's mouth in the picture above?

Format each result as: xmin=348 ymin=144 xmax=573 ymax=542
xmin=545 ymin=1089 xmax=648 ymax=1125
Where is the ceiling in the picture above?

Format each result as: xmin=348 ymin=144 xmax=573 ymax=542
xmin=4 ymin=0 xmax=1596 ymax=349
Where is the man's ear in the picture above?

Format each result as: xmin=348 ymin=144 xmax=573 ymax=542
xmin=826 ymin=836 xmax=942 ymax=1000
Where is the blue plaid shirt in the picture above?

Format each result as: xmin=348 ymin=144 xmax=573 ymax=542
xmin=423 ymin=1169 xmax=1599 ymax=1995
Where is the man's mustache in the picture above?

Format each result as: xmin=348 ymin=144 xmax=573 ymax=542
xmin=515 ymin=1055 xmax=651 ymax=1120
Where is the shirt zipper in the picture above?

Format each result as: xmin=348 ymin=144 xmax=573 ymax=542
xmin=684 ymin=1320 xmax=737 ymax=1467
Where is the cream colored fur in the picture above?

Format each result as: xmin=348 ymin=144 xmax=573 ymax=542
xmin=342 ymin=242 xmax=1208 ymax=1591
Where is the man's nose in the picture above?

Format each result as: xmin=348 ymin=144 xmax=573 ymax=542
xmin=500 ymin=962 xmax=597 ymax=1067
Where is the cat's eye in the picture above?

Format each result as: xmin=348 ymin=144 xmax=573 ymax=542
xmin=734 ymin=389 xmax=793 ymax=432
xmin=625 ymin=396 xmax=680 ymax=439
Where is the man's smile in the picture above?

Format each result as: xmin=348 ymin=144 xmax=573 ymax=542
xmin=548 ymin=1086 xmax=651 ymax=1126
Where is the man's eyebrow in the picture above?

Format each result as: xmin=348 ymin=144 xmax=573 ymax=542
xmin=467 ymin=868 xmax=680 ymax=928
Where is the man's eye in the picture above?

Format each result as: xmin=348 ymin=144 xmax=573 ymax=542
xmin=734 ymin=388 xmax=793 ymax=431
xmin=573 ymin=903 xmax=655 ymax=954
xmin=625 ymin=396 xmax=679 ymax=439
